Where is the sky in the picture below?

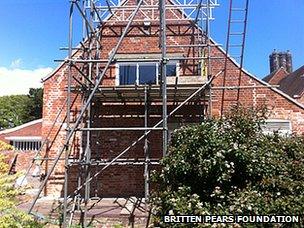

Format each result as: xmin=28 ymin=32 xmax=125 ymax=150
xmin=0 ymin=0 xmax=303 ymax=96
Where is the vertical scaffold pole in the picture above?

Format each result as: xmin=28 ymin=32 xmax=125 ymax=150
xmin=83 ymin=2 xmax=94 ymax=226
xmin=63 ymin=2 xmax=74 ymax=228
xmin=144 ymin=86 xmax=149 ymax=205
xmin=206 ymin=0 xmax=212 ymax=119
xmin=160 ymin=0 xmax=167 ymax=157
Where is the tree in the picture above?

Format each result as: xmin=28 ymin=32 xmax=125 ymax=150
xmin=0 ymin=88 xmax=43 ymax=130
xmin=0 ymin=95 xmax=32 ymax=129
xmin=28 ymin=88 xmax=43 ymax=120
xmin=151 ymin=107 xmax=304 ymax=227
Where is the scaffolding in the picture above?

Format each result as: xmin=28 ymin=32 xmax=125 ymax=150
xmin=24 ymin=0 xmax=252 ymax=227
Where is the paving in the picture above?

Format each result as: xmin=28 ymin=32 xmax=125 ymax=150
xmin=18 ymin=192 xmax=151 ymax=227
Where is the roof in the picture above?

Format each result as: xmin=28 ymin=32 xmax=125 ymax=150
xmin=263 ymin=67 xmax=288 ymax=84
xmin=278 ymin=65 xmax=304 ymax=98
xmin=0 ymin=119 xmax=42 ymax=135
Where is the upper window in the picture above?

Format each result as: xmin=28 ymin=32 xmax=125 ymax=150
xmin=118 ymin=62 xmax=177 ymax=85
xmin=139 ymin=64 xmax=157 ymax=84
xmin=166 ymin=64 xmax=177 ymax=77
xmin=119 ymin=65 xmax=137 ymax=85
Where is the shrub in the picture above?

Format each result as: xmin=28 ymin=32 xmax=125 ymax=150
xmin=0 ymin=141 xmax=14 ymax=151
xmin=151 ymin=107 xmax=304 ymax=227
xmin=0 ymin=154 xmax=43 ymax=227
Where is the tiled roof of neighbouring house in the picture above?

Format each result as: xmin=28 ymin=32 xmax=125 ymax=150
xmin=278 ymin=65 xmax=304 ymax=98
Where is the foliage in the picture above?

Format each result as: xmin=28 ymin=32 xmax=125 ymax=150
xmin=0 ymin=154 xmax=43 ymax=227
xmin=28 ymin=88 xmax=43 ymax=120
xmin=0 ymin=88 xmax=43 ymax=130
xmin=151 ymin=106 xmax=304 ymax=227
xmin=0 ymin=141 xmax=14 ymax=152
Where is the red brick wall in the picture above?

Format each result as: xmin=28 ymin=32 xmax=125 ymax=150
xmin=42 ymin=5 xmax=304 ymax=197
xmin=1 ymin=150 xmax=37 ymax=174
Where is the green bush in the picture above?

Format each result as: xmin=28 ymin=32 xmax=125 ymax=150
xmin=151 ymin=107 xmax=304 ymax=227
xmin=0 ymin=154 xmax=43 ymax=228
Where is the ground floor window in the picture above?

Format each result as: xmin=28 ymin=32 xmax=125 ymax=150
xmin=7 ymin=137 xmax=42 ymax=151
xmin=118 ymin=62 xmax=177 ymax=85
xmin=262 ymin=119 xmax=292 ymax=135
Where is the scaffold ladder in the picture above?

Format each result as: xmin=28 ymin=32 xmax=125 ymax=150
xmin=220 ymin=0 xmax=249 ymax=117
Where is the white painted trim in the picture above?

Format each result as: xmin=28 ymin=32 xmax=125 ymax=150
xmin=5 ymin=136 xmax=42 ymax=141
xmin=0 ymin=119 xmax=42 ymax=135
xmin=176 ymin=61 xmax=180 ymax=78
xmin=117 ymin=62 xmax=178 ymax=86
xmin=262 ymin=119 xmax=292 ymax=135
xmin=115 ymin=63 xmax=120 ymax=86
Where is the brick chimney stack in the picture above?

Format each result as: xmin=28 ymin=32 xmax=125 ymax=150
xmin=285 ymin=50 xmax=293 ymax=74
xmin=269 ymin=50 xmax=293 ymax=74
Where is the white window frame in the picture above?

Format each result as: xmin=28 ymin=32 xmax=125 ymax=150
xmin=116 ymin=61 xmax=178 ymax=86
xmin=6 ymin=136 xmax=42 ymax=151
xmin=262 ymin=119 xmax=292 ymax=136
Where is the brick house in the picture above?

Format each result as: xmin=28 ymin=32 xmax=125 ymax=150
xmin=41 ymin=1 xmax=304 ymax=198
xmin=263 ymin=50 xmax=304 ymax=104
xmin=264 ymin=65 xmax=304 ymax=104
xmin=0 ymin=119 xmax=42 ymax=173
xmin=0 ymin=119 xmax=42 ymax=148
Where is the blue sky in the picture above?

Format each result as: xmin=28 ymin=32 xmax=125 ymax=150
xmin=0 ymin=0 xmax=303 ymax=95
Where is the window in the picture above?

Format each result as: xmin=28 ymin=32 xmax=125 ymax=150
xmin=166 ymin=64 xmax=177 ymax=77
xmin=139 ymin=64 xmax=157 ymax=84
xmin=6 ymin=137 xmax=42 ymax=151
xmin=119 ymin=65 xmax=137 ymax=85
xmin=262 ymin=119 xmax=292 ymax=135
xmin=118 ymin=62 xmax=177 ymax=85
xmin=10 ymin=140 xmax=42 ymax=151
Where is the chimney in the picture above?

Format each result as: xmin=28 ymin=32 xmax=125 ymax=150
xmin=286 ymin=50 xmax=293 ymax=73
xmin=269 ymin=50 xmax=293 ymax=74
xmin=269 ymin=50 xmax=279 ymax=73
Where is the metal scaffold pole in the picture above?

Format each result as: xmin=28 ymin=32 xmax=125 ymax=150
xmin=63 ymin=2 xmax=74 ymax=227
xmin=206 ymin=0 xmax=213 ymax=118
xmin=144 ymin=86 xmax=149 ymax=205
xmin=160 ymin=0 xmax=168 ymax=157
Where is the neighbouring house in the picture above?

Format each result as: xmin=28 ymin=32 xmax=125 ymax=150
xmin=263 ymin=56 xmax=304 ymax=104
xmin=0 ymin=119 xmax=42 ymax=173
xmin=40 ymin=0 xmax=304 ymax=199
xmin=263 ymin=67 xmax=289 ymax=86
xmin=0 ymin=119 xmax=42 ymax=150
